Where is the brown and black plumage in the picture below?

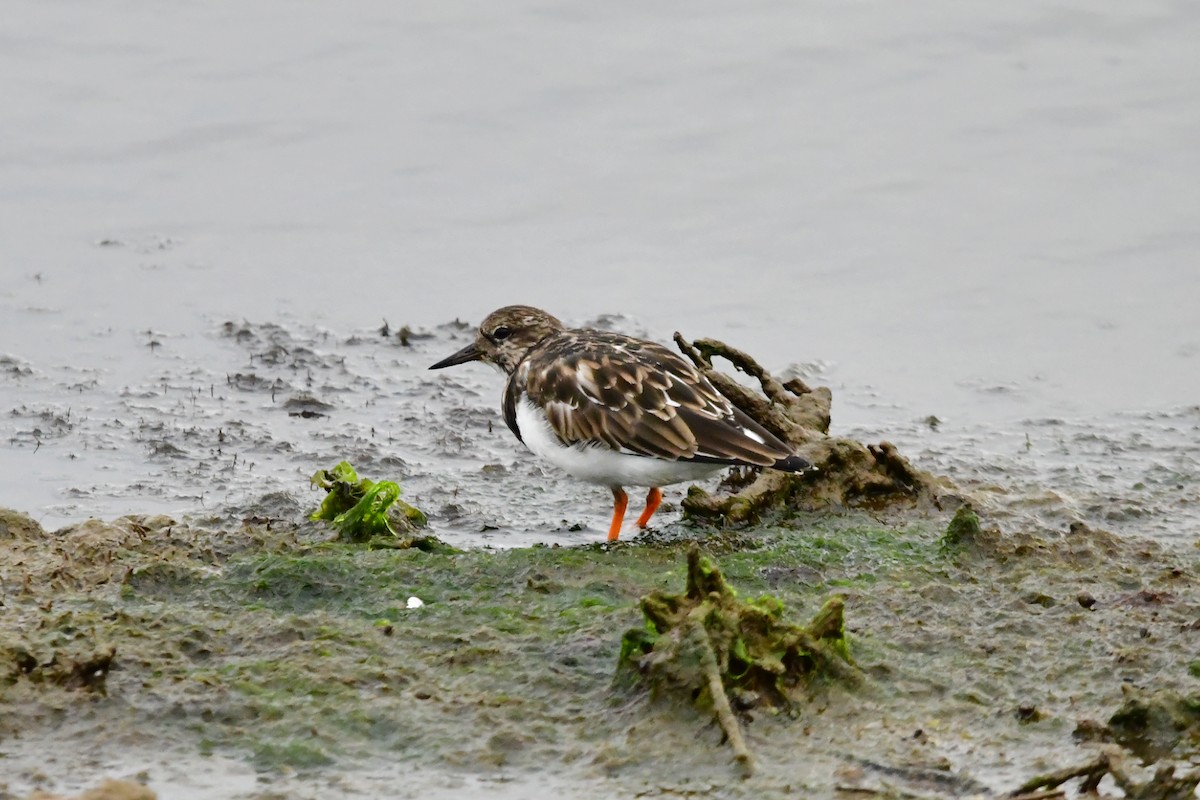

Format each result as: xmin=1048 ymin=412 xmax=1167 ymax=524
xmin=430 ymin=305 xmax=813 ymax=540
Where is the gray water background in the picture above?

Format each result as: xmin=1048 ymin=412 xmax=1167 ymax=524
xmin=2 ymin=1 xmax=1198 ymax=538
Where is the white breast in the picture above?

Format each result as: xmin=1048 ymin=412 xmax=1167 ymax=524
xmin=515 ymin=399 xmax=722 ymax=489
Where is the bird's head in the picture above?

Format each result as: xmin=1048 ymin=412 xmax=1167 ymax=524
xmin=429 ymin=305 xmax=565 ymax=374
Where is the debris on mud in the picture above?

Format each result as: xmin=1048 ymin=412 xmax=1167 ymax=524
xmin=1011 ymin=745 xmax=1200 ymax=800
xmin=1075 ymin=685 xmax=1200 ymax=763
xmin=309 ymin=460 xmax=436 ymax=546
xmin=940 ymin=506 xmax=1129 ymax=566
xmin=6 ymin=645 xmax=117 ymax=694
xmin=283 ymin=393 xmax=335 ymax=423
xmin=619 ymin=545 xmax=858 ymax=777
xmin=672 ymin=334 xmax=947 ymax=524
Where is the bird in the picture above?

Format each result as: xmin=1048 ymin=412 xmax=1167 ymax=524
xmin=429 ymin=305 xmax=814 ymax=541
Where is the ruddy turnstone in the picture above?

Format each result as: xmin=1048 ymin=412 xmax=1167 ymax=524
xmin=430 ymin=305 xmax=814 ymax=541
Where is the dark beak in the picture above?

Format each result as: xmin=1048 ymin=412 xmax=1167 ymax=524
xmin=429 ymin=342 xmax=482 ymax=369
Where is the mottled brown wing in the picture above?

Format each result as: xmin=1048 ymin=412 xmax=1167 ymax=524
xmin=521 ymin=331 xmax=796 ymax=467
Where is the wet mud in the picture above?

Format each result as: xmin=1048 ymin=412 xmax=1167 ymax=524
xmin=3 ymin=499 xmax=1197 ymax=798
xmin=26 ymin=778 xmax=157 ymax=800
xmin=3 ymin=318 xmax=1200 ymax=799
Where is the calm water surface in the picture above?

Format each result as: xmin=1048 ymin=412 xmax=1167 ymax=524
xmin=1 ymin=0 xmax=1197 ymax=535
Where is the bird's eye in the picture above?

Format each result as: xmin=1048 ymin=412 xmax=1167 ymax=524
xmin=492 ymin=326 xmax=511 ymax=341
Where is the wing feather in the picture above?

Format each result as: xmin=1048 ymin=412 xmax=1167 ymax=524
xmin=519 ymin=330 xmax=803 ymax=468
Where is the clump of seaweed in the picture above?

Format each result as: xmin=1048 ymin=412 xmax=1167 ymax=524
xmin=940 ymin=502 xmax=982 ymax=551
xmin=309 ymin=461 xmax=438 ymax=547
xmin=619 ymin=545 xmax=858 ymax=777
xmin=672 ymin=333 xmax=948 ymax=524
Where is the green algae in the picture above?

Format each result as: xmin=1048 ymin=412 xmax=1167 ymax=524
xmin=618 ymin=546 xmax=858 ymax=775
xmin=5 ymin=511 xmax=926 ymax=784
xmin=309 ymin=461 xmax=436 ymax=545
xmin=940 ymin=503 xmax=982 ymax=551
xmin=252 ymin=739 xmax=335 ymax=770
xmin=621 ymin=546 xmax=857 ymax=705
xmin=4 ymin=502 xmax=1200 ymax=796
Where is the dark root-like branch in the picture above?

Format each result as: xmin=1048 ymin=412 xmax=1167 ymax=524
xmin=673 ymin=333 xmax=949 ymax=524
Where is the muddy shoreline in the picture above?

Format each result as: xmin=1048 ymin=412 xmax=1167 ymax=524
xmin=3 ymin=489 xmax=1198 ymax=799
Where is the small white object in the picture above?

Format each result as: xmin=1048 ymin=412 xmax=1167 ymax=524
xmin=406 ymin=596 xmax=425 ymax=609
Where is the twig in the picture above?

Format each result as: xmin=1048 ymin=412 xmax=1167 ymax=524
xmin=1011 ymin=753 xmax=1110 ymax=796
xmin=684 ymin=611 xmax=755 ymax=779
xmin=672 ymin=331 xmax=708 ymax=368
xmin=1013 ymin=747 xmax=1200 ymax=800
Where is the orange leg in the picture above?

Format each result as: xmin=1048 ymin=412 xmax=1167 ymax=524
xmin=636 ymin=487 xmax=663 ymax=529
xmin=607 ymin=487 xmax=629 ymax=542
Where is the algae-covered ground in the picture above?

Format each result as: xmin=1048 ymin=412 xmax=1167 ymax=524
xmin=3 ymin=493 xmax=1198 ymax=799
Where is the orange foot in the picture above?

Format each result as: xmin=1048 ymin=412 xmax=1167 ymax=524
xmin=607 ymin=487 xmax=629 ymax=542
xmin=636 ymin=487 xmax=663 ymax=528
